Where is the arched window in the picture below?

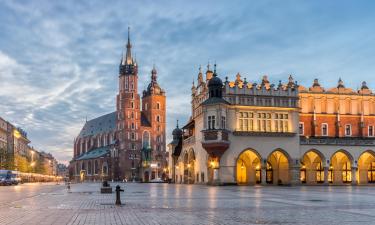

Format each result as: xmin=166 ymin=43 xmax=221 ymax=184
xmin=102 ymin=163 xmax=108 ymax=176
xmin=156 ymin=102 xmax=160 ymax=110
xmin=145 ymin=103 xmax=148 ymax=111
xmin=142 ymin=131 xmax=150 ymax=149
xmin=94 ymin=160 xmax=99 ymax=175
xmin=88 ymin=161 xmax=92 ymax=175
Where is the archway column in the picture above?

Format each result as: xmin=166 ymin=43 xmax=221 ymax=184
xmin=324 ymin=166 xmax=329 ymax=184
xmin=261 ymin=164 xmax=267 ymax=185
xmin=290 ymin=160 xmax=301 ymax=185
xmin=352 ymin=167 xmax=357 ymax=185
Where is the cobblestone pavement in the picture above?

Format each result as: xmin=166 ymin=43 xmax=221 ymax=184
xmin=1 ymin=183 xmax=375 ymax=225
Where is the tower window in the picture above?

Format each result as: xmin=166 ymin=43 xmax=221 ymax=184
xmin=156 ymin=115 xmax=160 ymax=122
xmin=369 ymin=126 xmax=374 ymax=137
xmin=322 ymin=123 xmax=328 ymax=136
xmin=299 ymin=122 xmax=304 ymax=135
xmin=145 ymin=103 xmax=148 ymax=111
xmin=156 ymin=102 xmax=160 ymax=110
xmin=345 ymin=124 xmax=352 ymax=136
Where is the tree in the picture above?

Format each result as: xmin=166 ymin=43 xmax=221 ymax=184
xmin=35 ymin=158 xmax=46 ymax=174
xmin=15 ymin=155 xmax=31 ymax=172
xmin=0 ymin=147 xmax=6 ymax=169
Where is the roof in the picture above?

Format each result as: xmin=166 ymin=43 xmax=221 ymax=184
xmin=78 ymin=112 xmax=117 ymax=138
xmin=76 ymin=146 xmax=110 ymax=160
xmin=202 ymin=97 xmax=230 ymax=106
xmin=182 ymin=119 xmax=195 ymax=130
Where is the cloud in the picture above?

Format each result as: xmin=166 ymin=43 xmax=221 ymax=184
xmin=1 ymin=0 xmax=375 ymax=164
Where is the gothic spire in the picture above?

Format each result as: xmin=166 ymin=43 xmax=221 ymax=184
xmin=123 ymin=27 xmax=133 ymax=65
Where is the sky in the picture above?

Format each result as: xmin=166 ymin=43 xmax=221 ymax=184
xmin=1 ymin=0 xmax=375 ymax=164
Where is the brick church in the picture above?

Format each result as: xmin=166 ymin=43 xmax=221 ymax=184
xmin=70 ymin=29 xmax=167 ymax=182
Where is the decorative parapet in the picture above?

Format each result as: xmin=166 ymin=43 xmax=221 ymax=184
xmin=223 ymin=75 xmax=299 ymax=98
xmin=300 ymin=136 xmax=375 ymax=146
xmin=233 ymin=131 xmax=296 ymax=137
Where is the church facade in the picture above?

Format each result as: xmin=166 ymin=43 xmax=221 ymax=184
xmin=169 ymin=64 xmax=375 ymax=185
xmin=70 ymin=29 xmax=167 ymax=182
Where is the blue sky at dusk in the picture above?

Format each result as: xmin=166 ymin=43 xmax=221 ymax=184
xmin=1 ymin=0 xmax=375 ymax=163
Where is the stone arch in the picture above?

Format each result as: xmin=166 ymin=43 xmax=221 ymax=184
xmin=267 ymin=149 xmax=291 ymax=185
xmin=358 ymin=150 xmax=375 ymax=184
xmin=300 ymin=149 xmax=325 ymax=184
xmin=183 ymin=148 xmax=195 ymax=184
xmin=330 ymin=150 xmax=354 ymax=184
xmin=236 ymin=148 xmax=262 ymax=185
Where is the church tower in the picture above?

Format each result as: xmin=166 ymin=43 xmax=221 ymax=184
xmin=116 ymin=27 xmax=142 ymax=180
xmin=142 ymin=65 xmax=167 ymax=177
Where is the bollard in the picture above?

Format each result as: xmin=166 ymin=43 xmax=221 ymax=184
xmin=115 ymin=185 xmax=124 ymax=205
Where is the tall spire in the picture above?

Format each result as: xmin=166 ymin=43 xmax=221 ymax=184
xmin=151 ymin=64 xmax=157 ymax=82
xmin=123 ymin=26 xmax=133 ymax=65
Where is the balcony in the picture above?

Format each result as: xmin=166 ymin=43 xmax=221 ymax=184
xmin=183 ymin=136 xmax=195 ymax=146
xmin=300 ymin=136 xmax=375 ymax=146
xmin=201 ymin=129 xmax=230 ymax=157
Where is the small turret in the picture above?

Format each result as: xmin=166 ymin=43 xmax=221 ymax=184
xmin=207 ymin=64 xmax=223 ymax=98
xmin=337 ymin=78 xmax=345 ymax=88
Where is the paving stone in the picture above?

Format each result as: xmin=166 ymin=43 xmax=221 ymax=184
xmin=1 ymin=183 xmax=375 ymax=224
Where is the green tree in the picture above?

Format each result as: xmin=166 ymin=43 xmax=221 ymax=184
xmin=35 ymin=158 xmax=46 ymax=174
xmin=15 ymin=155 xmax=31 ymax=172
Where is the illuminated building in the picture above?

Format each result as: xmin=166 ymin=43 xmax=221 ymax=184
xmin=169 ymin=65 xmax=375 ymax=185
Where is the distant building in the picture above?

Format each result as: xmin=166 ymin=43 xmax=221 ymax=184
xmin=169 ymin=64 xmax=375 ymax=185
xmin=57 ymin=163 xmax=68 ymax=177
xmin=70 ymin=28 xmax=167 ymax=182
xmin=0 ymin=116 xmax=59 ymax=175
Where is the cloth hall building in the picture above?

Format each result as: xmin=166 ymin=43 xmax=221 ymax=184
xmin=169 ymin=65 xmax=375 ymax=185
xmin=70 ymin=30 xmax=167 ymax=182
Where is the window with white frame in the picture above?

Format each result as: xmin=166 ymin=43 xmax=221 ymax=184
xmin=208 ymin=115 xmax=216 ymax=129
xmin=322 ymin=123 xmax=328 ymax=136
xmin=221 ymin=116 xmax=226 ymax=129
xmin=369 ymin=125 xmax=374 ymax=137
xmin=299 ymin=122 xmax=304 ymax=135
xmin=345 ymin=124 xmax=352 ymax=136
xmin=258 ymin=113 xmax=272 ymax=132
xmin=238 ymin=112 xmax=254 ymax=131
xmin=274 ymin=113 xmax=288 ymax=132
